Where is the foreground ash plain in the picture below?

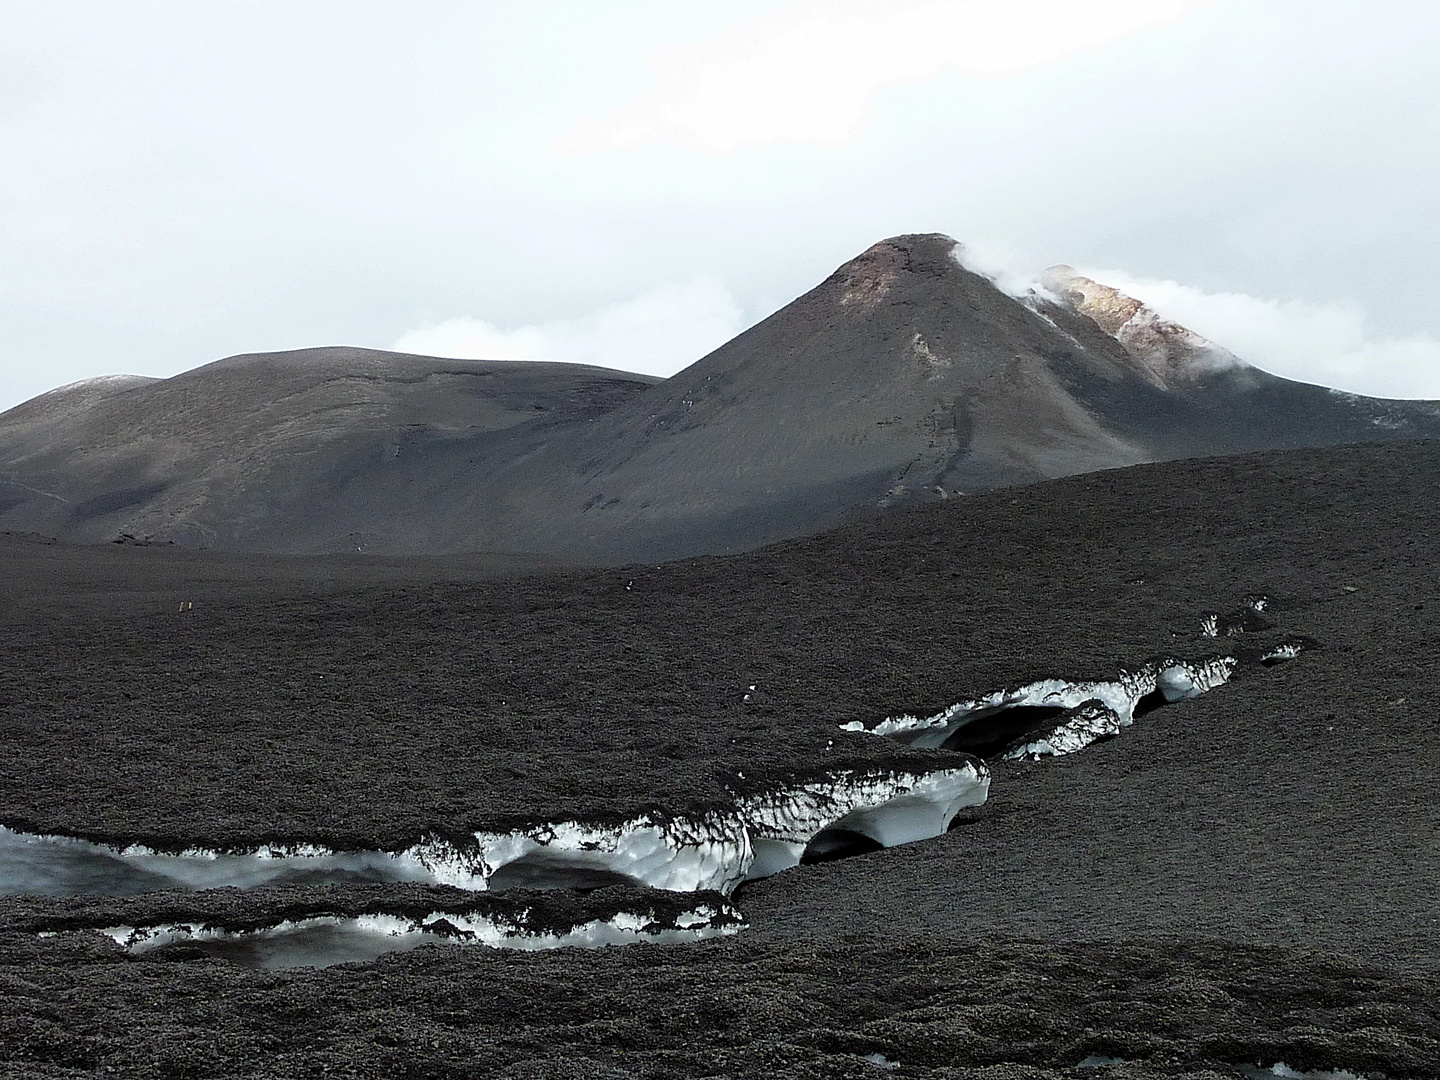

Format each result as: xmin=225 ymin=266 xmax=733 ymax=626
xmin=2 ymin=441 xmax=1439 ymax=1078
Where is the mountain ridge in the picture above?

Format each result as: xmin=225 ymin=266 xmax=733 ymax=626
xmin=4 ymin=234 xmax=1439 ymax=560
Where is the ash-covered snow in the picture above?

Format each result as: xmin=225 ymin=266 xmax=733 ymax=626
xmin=738 ymin=766 xmax=989 ymax=880
xmin=95 ymin=901 xmax=744 ymax=969
xmin=1262 ymin=642 xmax=1304 ymax=665
xmin=0 ymin=827 xmax=439 ymax=897
xmin=2 ymin=765 xmax=992 ymax=899
xmin=1082 ymin=1060 xmax=1372 ymax=1080
xmin=468 ymin=813 xmax=752 ymax=895
xmin=1239 ymin=1066 xmax=1370 ymax=1080
xmin=846 ymin=656 xmax=1236 ymax=763
xmin=1082 ymin=1059 xmax=1370 ymax=1077
xmin=1001 ymin=700 xmax=1124 ymax=761
xmin=851 ymin=657 xmax=1235 ymax=748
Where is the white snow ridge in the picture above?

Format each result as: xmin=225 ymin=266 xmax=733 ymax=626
xmin=846 ymin=656 xmax=1237 ymax=758
xmin=471 ymin=765 xmax=990 ymax=892
xmin=1 ymin=765 xmax=991 ymax=899
xmin=1000 ymin=700 xmax=1124 ymax=762
xmin=98 ymin=902 xmax=744 ymax=970
xmin=738 ymin=766 xmax=989 ymax=881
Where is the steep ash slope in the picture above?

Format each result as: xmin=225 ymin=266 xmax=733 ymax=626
xmin=533 ymin=233 xmax=1161 ymax=560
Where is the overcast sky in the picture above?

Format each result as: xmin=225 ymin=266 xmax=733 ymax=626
xmin=3 ymin=0 xmax=1438 ymax=411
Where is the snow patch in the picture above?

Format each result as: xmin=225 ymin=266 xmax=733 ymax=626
xmin=2 ymin=767 xmax=991 ymax=898
xmin=848 ymin=657 xmax=1236 ymax=755
xmin=1082 ymin=1060 xmax=1372 ymax=1080
xmin=740 ymin=766 xmax=989 ymax=879
xmin=472 ymin=813 xmax=752 ymax=895
xmin=1000 ymin=700 xmax=1124 ymax=761
xmin=1239 ymin=1066 xmax=1370 ymax=1080
xmin=0 ymin=827 xmax=439 ymax=897
xmin=96 ymin=902 xmax=743 ymax=969
xmin=1262 ymin=642 xmax=1303 ymax=666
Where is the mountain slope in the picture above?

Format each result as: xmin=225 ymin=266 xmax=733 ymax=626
xmin=1040 ymin=264 xmax=1440 ymax=459
xmin=3 ymin=235 xmax=1439 ymax=560
xmin=506 ymin=234 xmax=1440 ymax=559
xmin=0 ymin=347 xmax=659 ymax=550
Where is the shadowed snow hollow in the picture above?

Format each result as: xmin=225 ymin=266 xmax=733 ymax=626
xmin=846 ymin=657 xmax=1235 ymax=759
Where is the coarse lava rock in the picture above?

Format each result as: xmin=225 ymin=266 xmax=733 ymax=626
xmin=0 ymin=932 xmax=1435 ymax=1078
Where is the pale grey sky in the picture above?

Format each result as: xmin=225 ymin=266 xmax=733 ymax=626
xmin=2 ymin=0 xmax=1438 ymax=410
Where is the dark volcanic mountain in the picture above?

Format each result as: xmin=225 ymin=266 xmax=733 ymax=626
xmin=0 ymin=348 xmax=659 ymax=552
xmin=4 ymin=234 xmax=1439 ymax=561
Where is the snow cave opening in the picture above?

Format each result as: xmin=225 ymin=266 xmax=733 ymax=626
xmin=1130 ymin=689 xmax=1169 ymax=719
xmin=935 ymin=704 xmax=1069 ymax=756
xmin=485 ymin=851 xmax=647 ymax=892
xmin=799 ymin=827 xmax=885 ymax=865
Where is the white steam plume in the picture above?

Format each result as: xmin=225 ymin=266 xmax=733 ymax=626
xmin=1082 ymin=271 xmax=1440 ymax=400
xmin=951 ymin=243 xmax=1057 ymax=301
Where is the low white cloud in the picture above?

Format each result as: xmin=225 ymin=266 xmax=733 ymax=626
xmin=392 ymin=279 xmax=746 ymax=378
xmin=1081 ymin=272 xmax=1440 ymax=400
xmin=571 ymin=0 xmax=1199 ymax=152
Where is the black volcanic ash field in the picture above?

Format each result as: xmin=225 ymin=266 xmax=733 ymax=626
xmin=1 ymin=441 xmax=1438 ymax=1077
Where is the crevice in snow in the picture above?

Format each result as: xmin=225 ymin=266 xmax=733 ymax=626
xmin=92 ymin=902 xmax=745 ymax=970
xmin=931 ymin=704 xmax=1070 ymax=756
xmin=801 ymin=828 xmax=884 ymax=864
xmin=1 ymin=765 xmax=990 ymax=899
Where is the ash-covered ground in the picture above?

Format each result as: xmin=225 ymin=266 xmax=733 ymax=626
xmin=1 ymin=440 xmax=1438 ymax=1077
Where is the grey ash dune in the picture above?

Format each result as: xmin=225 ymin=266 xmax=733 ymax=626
xmin=2 ymin=440 xmax=1439 ymax=1076
xmin=4 ymin=234 xmax=1440 ymax=562
xmin=0 ymin=348 xmax=659 ymax=553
